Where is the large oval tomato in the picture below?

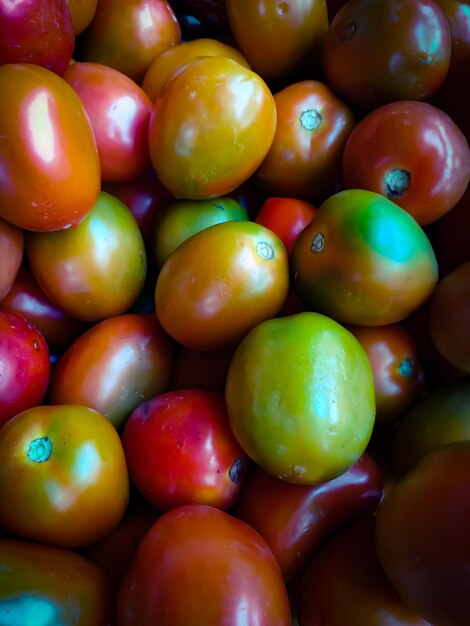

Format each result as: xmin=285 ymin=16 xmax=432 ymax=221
xmin=148 ymin=56 xmax=277 ymax=199
xmin=0 ymin=405 xmax=129 ymax=548
xmin=0 ymin=218 xmax=23 ymax=301
xmin=0 ymin=63 xmax=101 ymax=232
xmin=116 ymin=504 xmax=291 ymax=626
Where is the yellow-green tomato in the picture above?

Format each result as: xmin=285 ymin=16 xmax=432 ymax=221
xmin=225 ymin=312 xmax=376 ymax=484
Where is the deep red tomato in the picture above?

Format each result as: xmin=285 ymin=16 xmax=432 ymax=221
xmin=0 ymin=63 xmax=101 ymax=232
xmin=342 ymin=101 xmax=470 ymax=225
xmin=50 ymin=313 xmax=174 ymax=430
xmin=433 ymin=0 xmax=470 ymax=63
xmin=0 ymin=537 xmax=112 ymax=626
xmin=0 ymin=218 xmax=23 ymax=301
xmin=236 ymin=453 xmax=383 ymax=580
xmin=0 ymin=312 xmax=50 ymax=429
xmin=375 ymin=441 xmax=470 ymax=626
xmin=0 ymin=404 xmax=129 ymax=548
xmin=117 ymin=504 xmax=291 ymax=625
xmin=63 ymin=62 xmax=153 ymax=182
xmin=255 ymin=197 xmax=317 ymax=254
xmin=322 ymin=0 xmax=451 ymax=110
xmin=122 ymin=389 xmax=250 ymax=511
xmin=254 ymin=80 xmax=355 ymax=203
xmin=66 ymin=0 xmax=98 ymax=35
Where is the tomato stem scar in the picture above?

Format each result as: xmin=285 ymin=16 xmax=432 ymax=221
xmin=384 ymin=168 xmax=410 ymax=197
xmin=256 ymin=241 xmax=275 ymax=260
xmin=27 ymin=436 xmax=52 ymax=463
xmin=300 ymin=109 xmax=322 ymax=131
xmin=399 ymin=358 xmax=413 ymax=377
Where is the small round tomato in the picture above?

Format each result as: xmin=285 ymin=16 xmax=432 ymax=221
xmin=254 ymin=197 xmax=317 ymax=254
xmin=50 ymin=313 xmax=173 ymax=429
xmin=81 ymin=0 xmax=181 ymax=82
xmin=0 ymin=312 xmax=50 ymax=429
xmin=225 ymin=312 xmax=376 ymax=484
xmin=0 ymin=63 xmax=101 ymax=232
xmin=122 ymin=389 xmax=250 ymax=511
xmin=116 ymin=504 xmax=291 ymax=626
xmin=0 ymin=218 xmax=23 ymax=301
xmin=342 ymin=101 xmax=470 ymax=225
xmin=322 ymin=0 xmax=451 ymax=110
xmin=291 ymin=190 xmax=439 ymax=326
xmin=433 ymin=0 xmax=470 ymax=64
xmin=0 ymin=405 xmax=129 ymax=548
xmin=26 ymin=192 xmax=147 ymax=322
xmin=348 ymin=324 xmax=425 ymax=424
xmin=63 ymin=62 xmax=153 ymax=182
xmin=0 ymin=537 xmax=112 ymax=626
xmin=66 ymin=0 xmax=98 ymax=35
xmin=254 ymin=80 xmax=354 ymax=203
xmin=155 ymin=221 xmax=289 ymax=351
xmin=429 ymin=262 xmax=470 ymax=374
xmin=148 ymin=56 xmax=277 ymax=199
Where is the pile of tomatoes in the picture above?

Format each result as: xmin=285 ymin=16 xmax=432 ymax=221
xmin=0 ymin=0 xmax=469 ymax=624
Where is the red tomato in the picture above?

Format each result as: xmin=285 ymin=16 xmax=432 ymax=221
xmin=0 ymin=537 xmax=112 ymax=626
xmin=0 ymin=218 xmax=23 ymax=301
xmin=0 ymin=312 xmax=50 ymax=429
xmin=0 ymin=64 xmax=101 ymax=232
xmin=255 ymin=197 xmax=317 ymax=254
xmin=63 ymin=62 xmax=153 ymax=182
xmin=122 ymin=389 xmax=250 ymax=511
xmin=117 ymin=504 xmax=291 ymax=626
xmin=0 ymin=405 xmax=129 ymax=548
xmin=65 ymin=0 xmax=98 ymax=35
xmin=433 ymin=0 xmax=470 ymax=63
xmin=342 ymin=101 xmax=470 ymax=225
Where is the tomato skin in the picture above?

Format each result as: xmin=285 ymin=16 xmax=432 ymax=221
xmin=322 ymin=0 xmax=451 ymax=110
xmin=116 ymin=504 xmax=291 ymax=626
xmin=26 ymin=192 xmax=147 ymax=322
xmin=81 ymin=0 xmax=181 ymax=82
xmin=148 ymin=56 xmax=277 ymax=200
xmin=225 ymin=312 xmax=376 ymax=485
xmin=50 ymin=313 xmax=173 ymax=429
xmin=254 ymin=81 xmax=355 ymax=203
xmin=155 ymin=221 xmax=289 ymax=352
xmin=0 ymin=405 xmax=129 ymax=548
xmin=0 ymin=537 xmax=112 ymax=626
xmin=0 ymin=312 xmax=50 ymax=429
xmin=0 ymin=218 xmax=23 ymax=302
xmin=292 ymin=190 xmax=439 ymax=326
xmin=255 ymin=197 xmax=317 ymax=254
xmin=236 ymin=453 xmax=383 ymax=580
xmin=375 ymin=441 xmax=470 ymax=626
xmin=433 ymin=0 xmax=470 ymax=64
xmin=342 ymin=101 xmax=470 ymax=225
xmin=0 ymin=64 xmax=101 ymax=232
xmin=63 ymin=62 xmax=153 ymax=182
xmin=65 ymin=0 xmax=98 ymax=35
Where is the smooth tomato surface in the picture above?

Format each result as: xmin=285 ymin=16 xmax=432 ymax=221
xmin=0 ymin=218 xmax=23 ymax=301
xmin=66 ymin=0 xmax=98 ymax=34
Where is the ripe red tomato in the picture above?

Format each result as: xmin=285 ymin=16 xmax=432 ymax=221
xmin=0 ymin=405 xmax=129 ymax=548
xmin=255 ymin=197 xmax=317 ymax=254
xmin=0 ymin=312 xmax=50 ymax=429
xmin=117 ymin=504 xmax=291 ymax=626
xmin=0 ymin=218 xmax=23 ymax=301
xmin=0 ymin=63 xmax=101 ymax=232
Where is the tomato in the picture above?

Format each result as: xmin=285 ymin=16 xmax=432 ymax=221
xmin=170 ymin=346 xmax=234 ymax=392
xmin=26 ymin=192 xmax=147 ymax=322
xmin=0 ymin=312 xmax=50 ymax=429
xmin=254 ymin=80 xmax=355 ymax=203
xmin=155 ymin=221 xmax=289 ymax=351
xmin=348 ymin=324 xmax=425 ymax=424
xmin=0 ymin=63 xmax=101 ymax=232
xmin=142 ymin=37 xmax=250 ymax=102
xmin=0 ymin=218 xmax=23 ymax=301
xmin=291 ymin=190 xmax=439 ymax=326
xmin=63 ymin=62 xmax=153 ymax=182
xmin=322 ymin=0 xmax=451 ymax=110
xmin=428 ymin=262 xmax=470 ymax=374
xmin=0 ymin=0 xmax=74 ymax=75
xmin=433 ymin=0 xmax=470 ymax=64
xmin=225 ymin=312 xmax=375 ymax=484
xmin=153 ymin=196 xmax=248 ymax=268
xmin=236 ymin=453 xmax=383 ymax=580
xmin=392 ymin=378 xmax=470 ymax=477
xmin=299 ymin=517 xmax=429 ymax=626
xmin=122 ymin=389 xmax=250 ymax=511
xmin=0 ymin=537 xmax=112 ymax=626
xmin=66 ymin=0 xmax=98 ymax=35
xmin=81 ymin=0 xmax=181 ymax=82
xmin=148 ymin=56 xmax=277 ymax=199
xmin=255 ymin=197 xmax=317 ymax=254
xmin=342 ymin=101 xmax=470 ymax=225
xmin=226 ymin=0 xmax=328 ymax=81
xmin=116 ymin=504 xmax=291 ymax=626
xmin=375 ymin=441 xmax=470 ymax=626
xmin=0 ymin=405 xmax=129 ymax=548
